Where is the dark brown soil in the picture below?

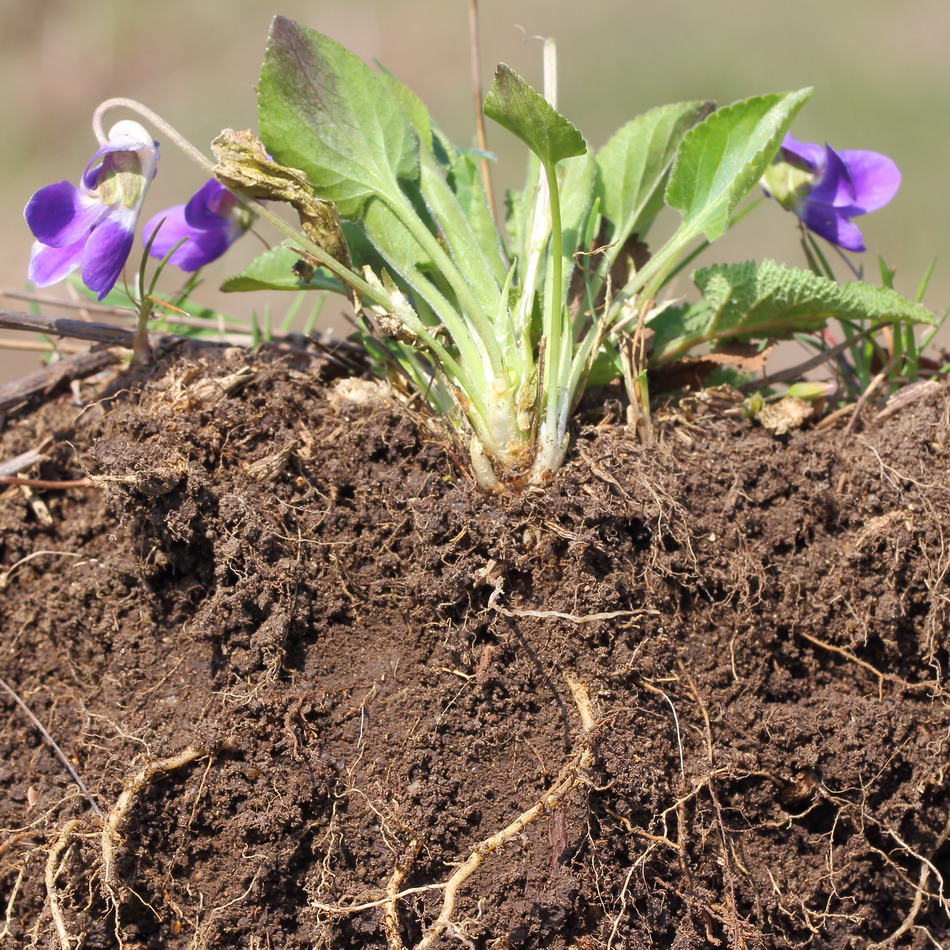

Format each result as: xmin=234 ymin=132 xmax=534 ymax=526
xmin=1 ymin=349 xmax=949 ymax=949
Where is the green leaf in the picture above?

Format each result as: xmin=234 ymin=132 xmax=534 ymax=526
xmin=666 ymin=89 xmax=811 ymax=242
xmin=442 ymin=144 xmax=508 ymax=285
xmin=361 ymin=195 xmax=434 ymax=272
xmin=376 ymin=68 xmax=433 ymax=151
xmin=257 ymin=16 xmax=418 ymax=218
xmin=557 ymin=152 xmax=597 ymax=297
xmin=649 ymin=259 xmax=936 ymax=364
xmin=221 ymin=245 xmax=347 ymax=294
xmin=483 ymin=63 xmax=587 ymax=168
xmin=596 ymin=100 xmax=714 ymax=243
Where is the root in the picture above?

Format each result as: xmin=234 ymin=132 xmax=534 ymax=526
xmin=100 ymin=745 xmax=208 ymax=937
xmin=797 ymin=630 xmax=940 ymax=697
xmin=867 ymin=811 xmax=950 ymax=946
xmin=0 ymin=865 xmax=26 ymax=942
xmin=487 ymin=575 xmax=656 ymax=626
xmin=46 ymin=819 xmax=84 ymax=950
xmin=414 ymin=674 xmax=596 ymax=950
xmin=679 ymin=662 xmax=746 ymax=948
xmin=384 ymin=839 xmax=421 ymax=950
xmin=309 ymin=677 xmax=597 ymax=949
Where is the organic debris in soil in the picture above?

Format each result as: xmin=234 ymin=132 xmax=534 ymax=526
xmin=1 ymin=351 xmax=949 ymax=949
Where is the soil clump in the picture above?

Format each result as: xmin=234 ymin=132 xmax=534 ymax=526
xmin=1 ymin=350 xmax=949 ymax=948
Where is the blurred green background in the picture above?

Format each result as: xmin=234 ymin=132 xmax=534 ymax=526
xmin=2 ymin=0 xmax=947 ymax=383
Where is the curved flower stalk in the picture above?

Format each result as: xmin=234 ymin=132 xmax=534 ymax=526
xmin=763 ymin=133 xmax=900 ymax=251
xmin=24 ymin=120 xmax=159 ymax=299
xmin=143 ymin=180 xmax=255 ymax=271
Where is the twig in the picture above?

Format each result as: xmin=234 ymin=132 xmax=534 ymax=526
xmin=467 ymin=0 xmax=496 ymax=223
xmin=0 ymin=675 xmax=102 ymax=818
xmin=0 ymin=309 xmax=139 ymax=346
xmin=0 ymin=287 xmax=127 ymax=315
xmin=843 ymin=366 xmax=891 ymax=436
xmin=739 ymin=328 xmax=878 ymax=393
xmin=874 ymin=379 xmax=941 ymax=423
xmin=0 ymin=475 xmax=92 ymax=489
xmin=0 ymin=447 xmax=49 ymax=478
xmin=0 ymin=337 xmax=87 ymax=354
xmin=0 ymin=349 xmax=120 ymax=412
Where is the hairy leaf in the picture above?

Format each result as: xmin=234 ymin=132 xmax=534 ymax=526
xmin=666 ymin=89 xmax=811 ymax=242
xmin=596 ymin=100 xmax=714 ymax=243
xmin=650 ymin=259 xmax=935 ymax=363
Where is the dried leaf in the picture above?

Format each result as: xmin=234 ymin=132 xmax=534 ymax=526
xmin=211 ymin=129 xmax=351 ymax=268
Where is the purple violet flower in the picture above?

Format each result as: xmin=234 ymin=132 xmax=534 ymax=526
xmin=763 ymin=134 xmax=901 ymax=252
xmin=24 ymin=120 xmax=159 ymax=300
xmin=142 ymin=180 xmax=253 ymax=271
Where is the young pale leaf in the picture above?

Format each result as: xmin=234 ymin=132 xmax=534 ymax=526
xmin=596 ymin=100 xmax=714 ymax=243
xmin=666 ymin=89 xmax=811 ymax=242
xmin=258 ymin=16 xmax=418 ymax=218
xmin=220 ymin=246 xmax=347 ymax=294
xmin=649 ymin=259 xmax=936 ymax=364
xmin=483 ymin=64 xmax=587 ymax=168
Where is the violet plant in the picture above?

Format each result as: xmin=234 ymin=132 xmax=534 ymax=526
xmin=143 ymin=180 xmax=256 ymax=272
xmin=23 ymin=16 xmax=936 ymax=490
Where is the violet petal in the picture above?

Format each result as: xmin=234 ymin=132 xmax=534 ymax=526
xmin=799 ymin=201 xmax=866 ymax=252
xmin=81 ymin=213 xmax=136 ymax=299
xmin=779 ymin=133 xmax=825 ymax=172
xmin=183 ymin=180 xmax=233 ymax=229
xmin=838 ymin=149 xmax=901 ymax=214
xmin=805 ymin=145 xmax=858 ymax=209
xmin=143 ymin=204 xmax=235 ymax=271
xmin=24 ymin=182 xmax=103 ymax=248
xmin=28 ymin=239 xmax=85 ymax=288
